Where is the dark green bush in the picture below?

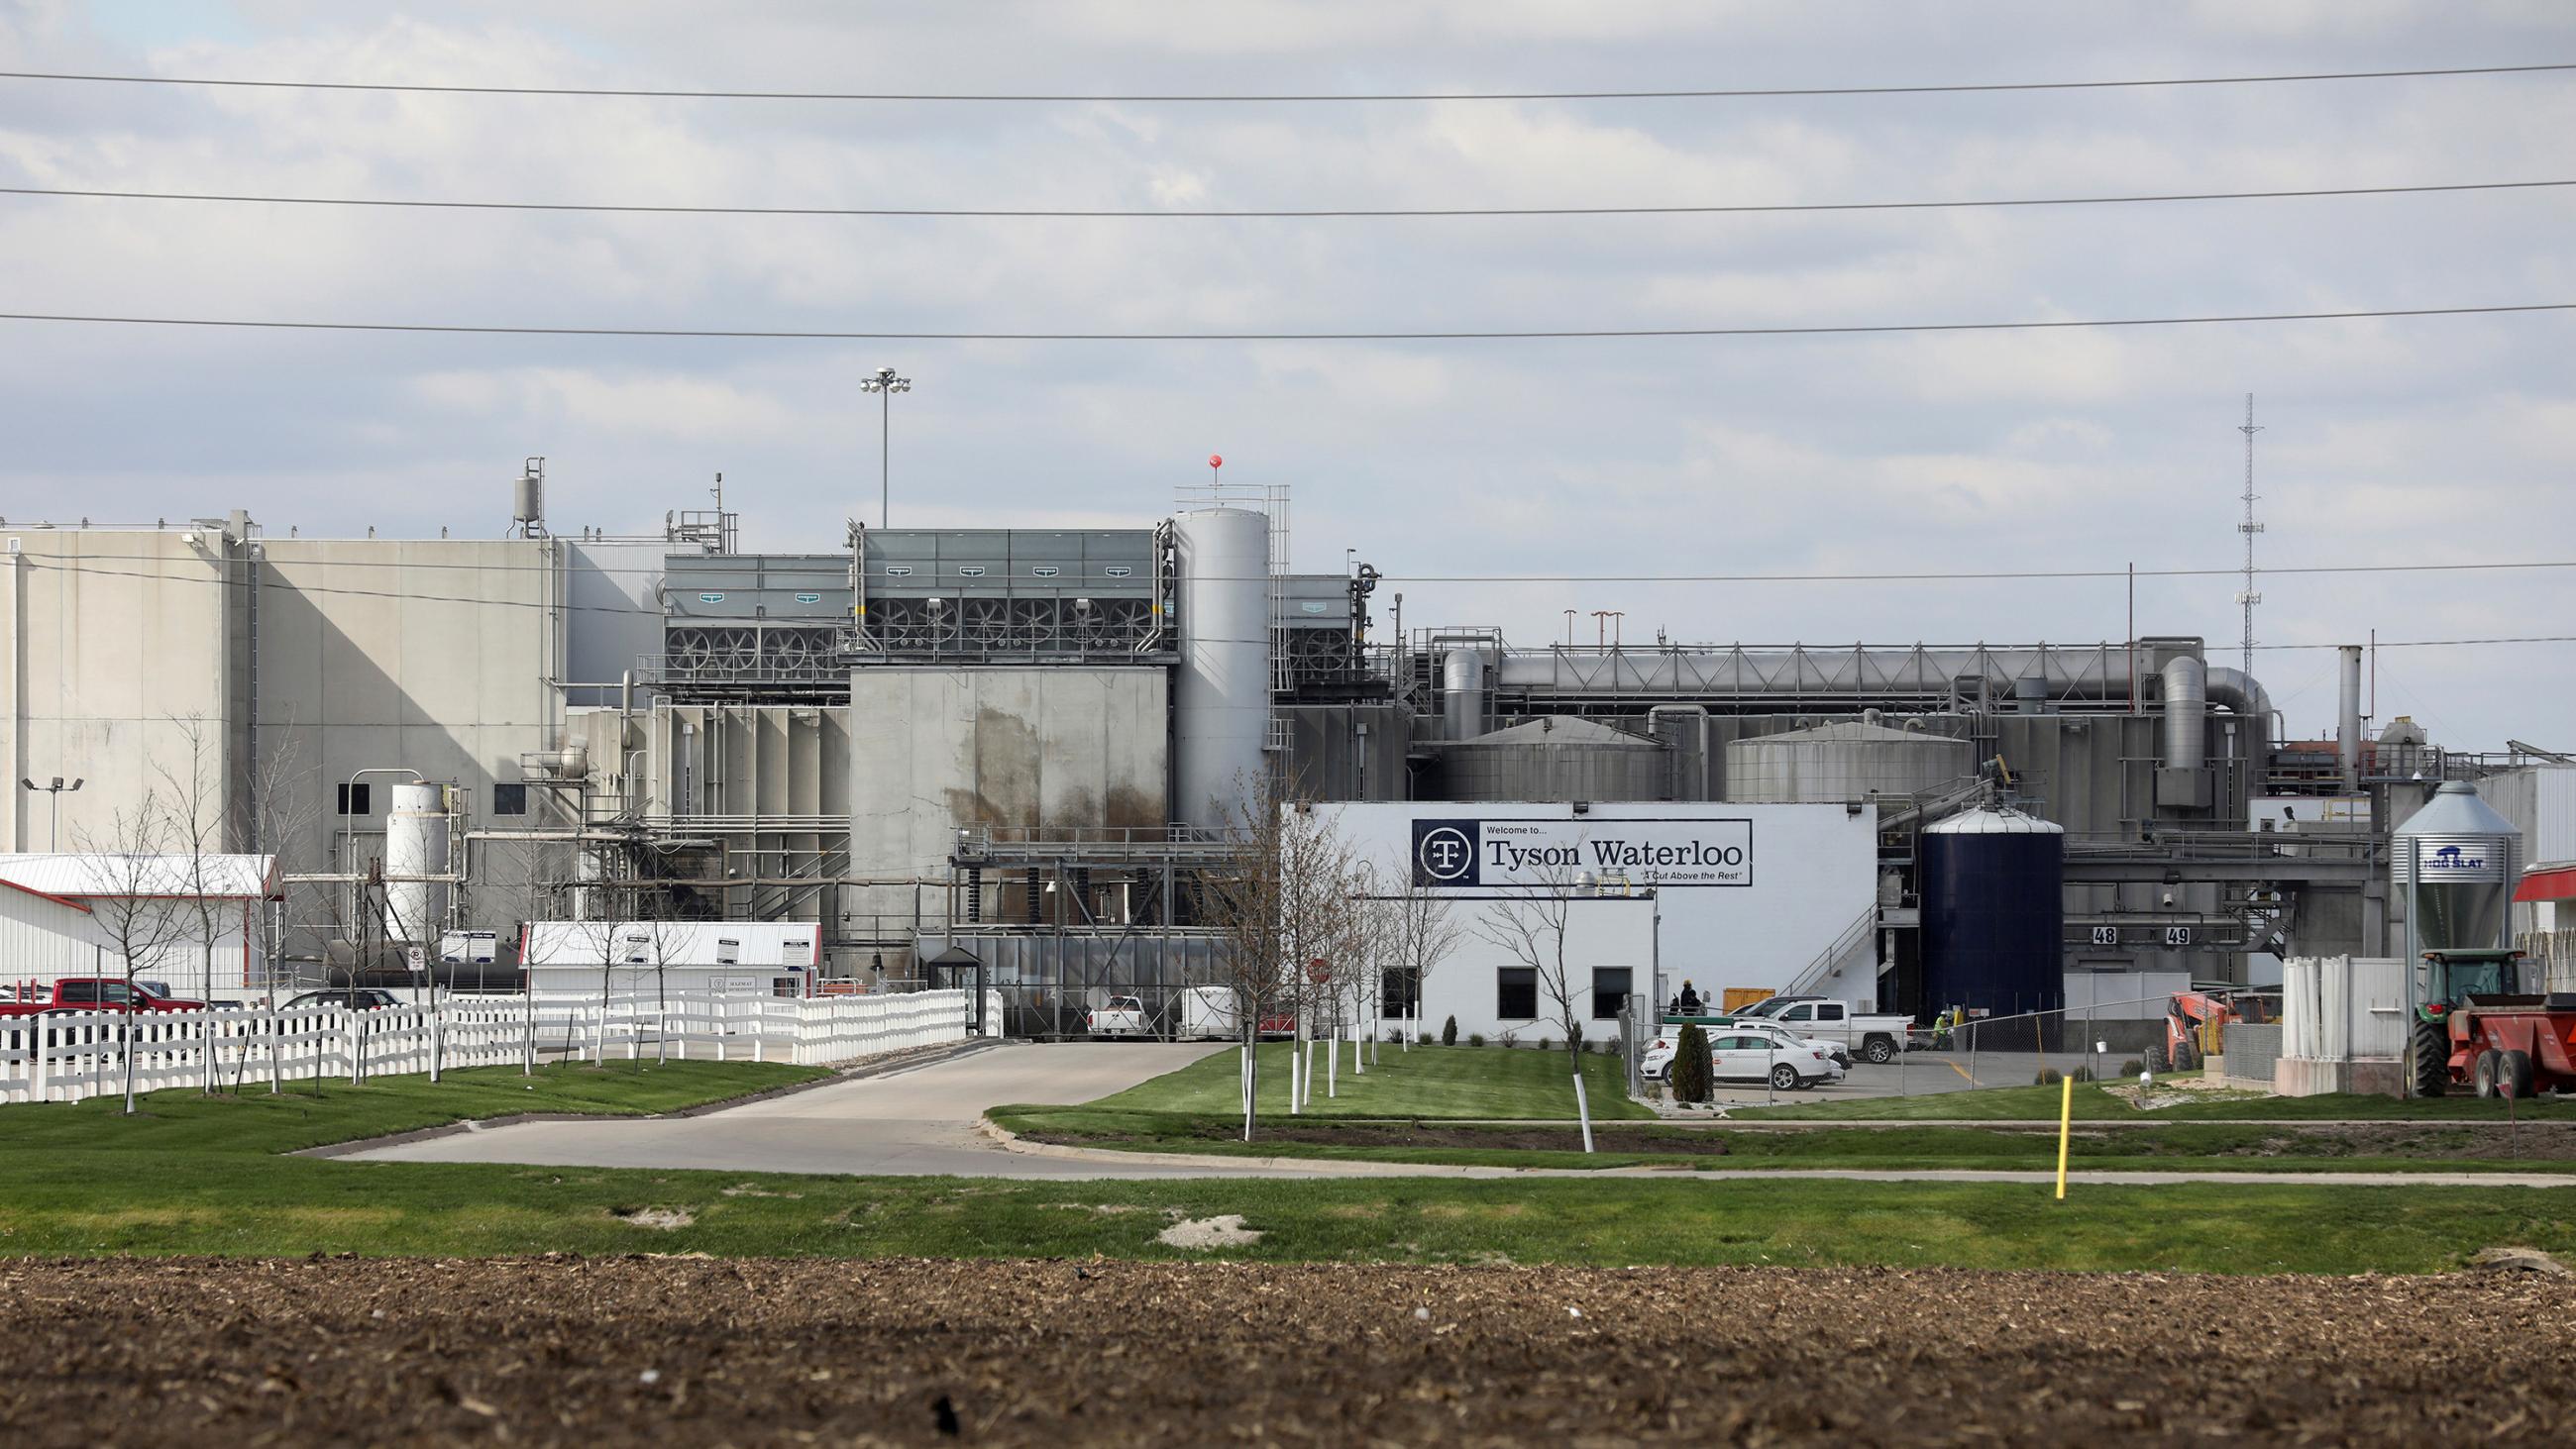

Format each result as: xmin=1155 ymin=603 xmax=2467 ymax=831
xmin=1669 ymin=1023 xmax=1713 ymax=1103
xmin=1466 ymin=1032 xmax=1486 ymax=1048
xmin=1442 ymin=1015 xmax=1458 ymax=1047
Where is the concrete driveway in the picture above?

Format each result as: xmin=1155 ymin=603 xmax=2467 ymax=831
xmin=346 ymin=1041 xmax=1286 ymax=1179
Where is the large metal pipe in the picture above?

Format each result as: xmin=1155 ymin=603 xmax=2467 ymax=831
xmin=2161 ymin=655 xmax=2206 ymax=774
xmin=2205 ymin=665 xmax=2277 ymax=748
xmin=1443 ymin=647 xmax=1491 ymax=742
xmin=1489 ymin=643 xmax=2143 ymax=703
xmin=2336 ymin=645 xmax=2364 ymax=790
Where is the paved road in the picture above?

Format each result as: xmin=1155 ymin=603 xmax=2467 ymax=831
xmin=348 ymin=1041 xmax=1327 ymax=1180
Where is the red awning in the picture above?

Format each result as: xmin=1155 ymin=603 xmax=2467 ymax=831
xmin=2515 ymin=865 xmax=2576 ymax=903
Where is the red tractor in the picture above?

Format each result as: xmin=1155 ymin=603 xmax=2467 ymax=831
xmin=2412 ymin=950 xmax=2576 ymax=1098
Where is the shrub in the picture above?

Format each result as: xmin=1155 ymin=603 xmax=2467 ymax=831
xmin=2070 ymin=1065 xmax=2096 ymax=1084
xmin=1537 ymin=1036 xmax=1553 ymax=1053
xmin=1466 ymin=1032 xmax=1486 ymax=1048
xmin=2033 ymin=1068 xmax=2063 ymax=1086
xmin=1442 ymin=1015 xmax=1458 ymax=1047
xmin=1669 ymin=1023 xmax=1712 ymax=1103
xmin=2117 ymin=1059 xmax=2144 ymax=1078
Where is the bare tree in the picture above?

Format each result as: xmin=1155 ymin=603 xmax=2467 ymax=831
xmin=72 ymin=795 xmax=190 ymax=1114
xmin=244 ymin=728 xmax=321 ymax=1093
xmin=1380 ymin=853 xmax=1461 ymax=1054
xmin=495 ymin=837 xmax=575 ymax=1076
xmin=1198 ymin=777 xmax=1365 ymax=1138
xmin=1477 ymin=871 xmax=1587 ymax=1068
xmin=154 ymin=714 xmax=229 ymax=1013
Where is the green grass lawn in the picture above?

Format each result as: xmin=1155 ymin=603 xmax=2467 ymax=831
xmin=990 ymin=1106 xmax=2576 ymax=1176
xmin=1734 ymin=1081 xmax=2576 ymax=1122
xmin=1081 ymin=1041 xmax=1650 ymax=1120
xmin=7 ymin=1056 xmax=2575 ymax=1274
xmin=0 ymin=1059 xmax=823 ymax=1157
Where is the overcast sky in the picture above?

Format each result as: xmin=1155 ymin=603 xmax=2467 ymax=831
xmin=3 ymin=1 xmax=2571 ymax=750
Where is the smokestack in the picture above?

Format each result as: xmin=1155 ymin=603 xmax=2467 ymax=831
xmin=2337 ymin=645 xmax=2364 ymax=791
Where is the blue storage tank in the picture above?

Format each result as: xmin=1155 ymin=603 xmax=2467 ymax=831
xmin=1921 ymin=806 xmax=2065 ymax=1019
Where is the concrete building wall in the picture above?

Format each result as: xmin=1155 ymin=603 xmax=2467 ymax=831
xmin=0 ymin=529 xmax=243 ymax=853
xmin=253 ymin=539 xmax=564 ymax=906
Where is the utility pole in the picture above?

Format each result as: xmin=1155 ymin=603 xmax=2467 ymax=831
xmin=860 ymin=366 xmax=912 ymax=528
xmin=2236 ymin=393 xmax=2264 ymax=683
xmin=19 ymin=776 xmax=82 ymax=851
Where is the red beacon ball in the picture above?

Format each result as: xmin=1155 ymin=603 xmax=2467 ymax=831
xmin=1208 ymin=454 xmax=1223 ymax=469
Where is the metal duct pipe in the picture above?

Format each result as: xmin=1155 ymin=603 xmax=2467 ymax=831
xmin=1646 ymin=702 xmax=1709 ymax=799
xmin=1443 ymin=647 xmax=1491 ymax=741
xmin=2336 ymin=645 xmax=2364 ymax=790
xmin=1488 ymin=643 xmax=2145 ymax=701
xmin=2205 ymin=665 xmax=2277 ymax=748
xmin=2162 ymin=655 xmax=2206 ymax=774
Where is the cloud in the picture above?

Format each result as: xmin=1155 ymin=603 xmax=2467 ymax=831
xmin=0 ymin=5 xmax=2570 ymax=745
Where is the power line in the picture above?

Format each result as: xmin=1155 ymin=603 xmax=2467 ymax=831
xmin=3 ymin=61 xmax=2570 ymax=103
xmin=15 ymin=556 xmax=2576 ymax=654
xmin=1 ymin=301 xmax=2568 ymax=343
xmin=9 ymin=177 xmax=2570 ymax=221
xmin=13 ymin=547 xmax=2576 ymax=587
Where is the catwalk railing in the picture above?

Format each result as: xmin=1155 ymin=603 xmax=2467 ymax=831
xmin=0 ymin=988 xmax=996 ymax=1105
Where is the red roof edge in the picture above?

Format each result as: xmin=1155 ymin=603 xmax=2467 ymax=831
xmin=2514 ymin=865 xmax=2576 ymax=903
xmin=0 ymin=876 xmax=94 ymax=914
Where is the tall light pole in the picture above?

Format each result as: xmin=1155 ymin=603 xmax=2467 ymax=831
xmin=19 ymin=776 xmax=82 ymax=851
xmin=859 ymin=365 xmax=912 ymax=528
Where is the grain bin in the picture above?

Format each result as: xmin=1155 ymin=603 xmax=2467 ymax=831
xmin=2393 ymin=780 xmax=2523 ymax=954
xmin=1920 ymin=806 xmax=2064 ymax=1018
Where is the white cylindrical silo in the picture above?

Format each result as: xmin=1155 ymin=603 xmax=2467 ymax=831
xmin=1173 ymin=506 xmax=1272 ymax=827
xmin=384 ymin=781 xmax=451 ymax=944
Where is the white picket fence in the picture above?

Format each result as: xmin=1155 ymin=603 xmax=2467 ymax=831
xmin=0 ymin=987 xmax=997 ymax=1105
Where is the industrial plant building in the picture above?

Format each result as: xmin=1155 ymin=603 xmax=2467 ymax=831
xmin=5 ymin=466 xmax=2559 ymax=1036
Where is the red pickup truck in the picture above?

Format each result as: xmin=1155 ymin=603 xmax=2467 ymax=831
xmin=0 ymin=978 xmax=207 ymax=1017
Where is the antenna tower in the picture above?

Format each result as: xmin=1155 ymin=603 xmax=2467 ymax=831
xmin=2235 ymin=394 xmax=2264 ymax=681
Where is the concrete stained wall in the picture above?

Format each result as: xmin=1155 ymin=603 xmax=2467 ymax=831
xmin=0 ymin=529 xmax=564 ymax=951
xmin=0 ymin=531 xmax=242 ymax=853
xmin=846 ymin=667 xmax=1168 ymax=944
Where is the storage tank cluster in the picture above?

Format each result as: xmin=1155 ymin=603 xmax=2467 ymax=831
xmin=1919 ymin=805 xmax=2065 ymax=1020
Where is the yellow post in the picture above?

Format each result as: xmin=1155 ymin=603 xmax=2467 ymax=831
xmin=2054 ymin=1073 xmax=2075 ymax=1200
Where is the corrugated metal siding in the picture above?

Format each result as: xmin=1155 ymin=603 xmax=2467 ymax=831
xmin=2482 ymin=769 xmax=2576 ymax=934
xmin=0 ymin=882 xmax=102 ymax=983
xmin=0 ymin=853 xmax=275 ymax=898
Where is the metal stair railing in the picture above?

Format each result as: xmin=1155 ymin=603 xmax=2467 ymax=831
xmin=1778 ymin=903 xmax=1880 ymax=1000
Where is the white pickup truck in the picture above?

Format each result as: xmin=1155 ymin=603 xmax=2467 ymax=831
xmin=1741 ymin=997 xmax=1913 ymax=1065
xmin=1084 ymin=994 xmax=1154 ymax=1039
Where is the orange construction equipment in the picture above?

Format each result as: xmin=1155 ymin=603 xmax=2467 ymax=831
xmin=2153 ymin=985 xmax=2279 ymax=1073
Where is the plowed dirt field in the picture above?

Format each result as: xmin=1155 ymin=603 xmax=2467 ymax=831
xmin=2 ymin=1256 xmax=2568 ymax=1445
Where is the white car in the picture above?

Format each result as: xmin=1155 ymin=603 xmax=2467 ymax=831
xmin=1643 ymin=1022 xmax=1844 ymax=1089
xmin=1084 ymin=994 xmax=1153 ymax=1039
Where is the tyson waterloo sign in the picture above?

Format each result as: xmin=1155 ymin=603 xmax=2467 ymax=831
xmin=1411 ymin=816 xmax=1754 ymax=889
